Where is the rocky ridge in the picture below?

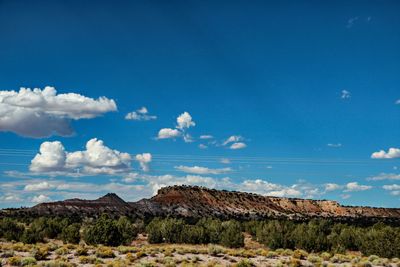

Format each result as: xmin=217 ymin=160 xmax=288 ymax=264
xmin=2 ymin=185 xmax=400 ymax=223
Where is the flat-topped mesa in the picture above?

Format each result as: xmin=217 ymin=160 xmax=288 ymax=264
xmin=2 ymin=185 xmax=400 ymax=223
xmin=152 ymin=185 xmax=400 ymax=221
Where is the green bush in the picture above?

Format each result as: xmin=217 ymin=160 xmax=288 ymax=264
xmin=0 ymin=218 xmax=24 ymax=241
xmin=220 ymin=220 xmax=244 ymax=248
xmin=83 ymin=214 xmax=123 ymax=246
xmin=60 ymin=223 xmax=81 ymax=244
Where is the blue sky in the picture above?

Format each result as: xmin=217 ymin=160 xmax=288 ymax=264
xmin=0 ymin=0 xmax=399 ymax=208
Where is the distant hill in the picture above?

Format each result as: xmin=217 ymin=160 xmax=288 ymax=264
xmin=2 ymin=185 xmax=400 ymax=224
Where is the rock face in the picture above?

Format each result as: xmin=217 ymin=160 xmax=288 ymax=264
xmin=3 ymin=185 xmax=400 ymax=223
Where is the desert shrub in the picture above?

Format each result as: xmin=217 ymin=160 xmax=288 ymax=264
xmin=146 ymin=218 xmax=163 ymax=243
xmin=21 ymin=257 xmax=37 ymax=266
xmin=235 ymin=259 xmax=256 ymax=267
xmin=79 ymin=256 xmax=97 ymax=264
xmin=95 ymin=246 xmax=115 ymax=258
xmin=8 ymin=256 xmax=22 ymax=266
xmin=255 ymin=220 xmax=295 ymax=249
xmin=197 ymin=218 xmax=223 ymax=244
xmin=291 ymin=220 xmax=331 ymax=252
xmin=359 ymin=223 xmax=400 ymax=258
xmin=116 ymin=216 xmax=138 ymax=245
xmin=60 ymin=223 xmax=81 ymax=244
xmin=55 ymin=246 xmax=70 ymax=255
xmin=74 ymin=246 xmax=89 ymax=256
xmin=83 ymin=214 xmax=123 ymax=246
xmin=21 ymin=228 xmax=43 ymax=244
xmin=208 ymin=244 xmax=224 ymax=256
xmin=31 ymin=246 xmax=49 ymax=260
xmin=181 ymin=225 xmax=206 ymax=244
xmin=0 ymin=218 xmax=24 ymax=241
xmin=220 ymin=220 xmax=244 ymax=248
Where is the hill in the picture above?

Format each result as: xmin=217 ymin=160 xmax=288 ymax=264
xmin=2 ymin=185 xmax=400 ymax=223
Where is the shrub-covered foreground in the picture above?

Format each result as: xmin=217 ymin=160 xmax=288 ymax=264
xmin=1 ymin=215 xmax=400 ymax=258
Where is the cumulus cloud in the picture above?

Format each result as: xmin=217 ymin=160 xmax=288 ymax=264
xmin=0 ymin=86 xmax=117 ymax=137
xmin=344 ymin=182 xmax=372 ymax=192
xmin=125 ymin=107 xmax=157 ymax=121
xmin=230 ymin=142 xmax=247 ymax=150
xmin=371 ymin=148 xmax=400 ymax=159
xmin=341 ymin=90 xmax=351 ymax=99
xmin=135 ymin=153 xmax=152 ymax=172
xmin=30 ymin=138 xmax=131 ymax=175
xmin=175 ymin=165 xmax=232 ymax=175
xmin=157 ymin=128 xmax=181 ymax=139
xmin=31 ymin=194 xmax=51 ymax=203
xmin=157 ymin=112 xmax=196 ymax=142
xmin=176 ymin=112 xmax=195 ymax=129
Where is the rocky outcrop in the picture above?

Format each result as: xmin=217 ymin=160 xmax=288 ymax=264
xmin=2 ymin=185 xmax=400 ymax=224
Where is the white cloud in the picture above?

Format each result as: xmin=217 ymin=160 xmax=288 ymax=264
xmin=382 ymin=184 xmax=400 ymax=196
xmin=223 ymin=135 xmax=243 ymax=146
xmin=31 ymin=194 xmax=51 ymax=203
xmin=176 ymin=111 xmax=195 ymax=129
xmin=30 ymin=138 xmax=131 ymax=175
xmin=340 ymin=194 xmax=351 ymax=199
xmin=396 ymin=99 xmax=400 ymax=104
xmin=175 ymin=165 xmax=232 ymax=175
xmin=324 ymin=183 xmax=341 ymax=192
xmin=135 ymin=153 xmax=152 ymax=172
xmin=327 ymin=143 xmax=342 ymax=148
xmin=0 ymin=86 xmax=117 ymax=137
xmin=200 ymin=135 xmax=213 ymax=139
xmin=24 ymin=181 xmax=53 ymax=191
xmin=198 ymin=144 xmax=208 ymax=149
xmin=183 ymin=134 xmax=194 ymax=143
xmin=341 ymin=90 xmax=351 ymax=99
xmin=125 ymin=106 xmax=157 ymax=121
xmin=0 ymin=194 xmax=23 ymax=202
xmin=344 ymin=182 xmax=372 ymax=192
xmin=157 ymin=128 xmax=181 ymax=139
xmin=371 ymin=148 xmax=400 ymax=159
xmin=239 ymin=179 xmax=302 ymax=197
xmin=368 ymin=173 xmax=400 ymax=181
xmin=382 ymin=184 xmax=400 ymax=191
xmin=30 ymin=141 xmax=67 ymax=172
xmin=122 ymin=172 xmax=140 ymax=183
xmin=230 ymin=142 xmax=247 ymax=150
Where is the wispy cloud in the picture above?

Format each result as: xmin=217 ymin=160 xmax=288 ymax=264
xmin=341 ymin=90 xmax=351 ymax=99
xmin=327 ymin=143 xmax=342 ymax=148
xmin=175 ymin=165 xmax=232 ymax=175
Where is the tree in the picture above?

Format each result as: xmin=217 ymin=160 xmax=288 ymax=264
xmin=116 ymin=216 xmax=137 ymax=245
xmin=0 ymin=218 xmax=24 ymax=241
xmin=220 ymin=220 xmax=244 ymax=248
xmin=83 ymin=214 xmax=123 ymax=246
xmin=60 ymin=223 xmax=81 ymax=244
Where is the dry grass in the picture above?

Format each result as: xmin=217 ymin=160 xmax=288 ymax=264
xmin=1 ymin=240 xmax=399 ymax=267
